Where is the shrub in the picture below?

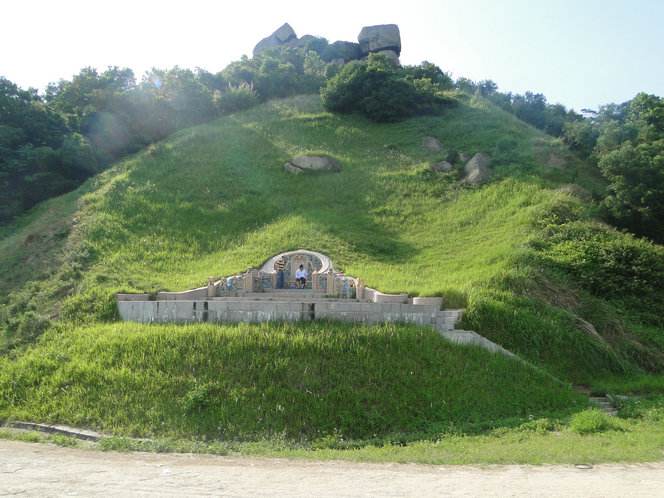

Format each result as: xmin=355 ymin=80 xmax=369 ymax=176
xmin=543 ymin=221 xmax=664 ymax=298
xmin=216 ymin=84 xmax=258 ymax=114
xmin=569 ymin=409 xmax=624 ymax=434
xmin=60 ymin=288 xmax=119 ymax=323
xmin=321 ymin=54 xmax=453 ymax=122
xmin=14 ymin=311 xmax=51 ymax=344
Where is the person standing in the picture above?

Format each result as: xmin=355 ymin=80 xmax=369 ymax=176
xmin=274 ymin=256 xmax=286 ymax=289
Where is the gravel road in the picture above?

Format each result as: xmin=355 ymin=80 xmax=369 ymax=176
xmin=1 ymin=440 xmax=663 ymax=497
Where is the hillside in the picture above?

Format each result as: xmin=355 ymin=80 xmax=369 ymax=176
xmin=0 ymin=322 xmax=582 ymax=440
xmin=1 ymin=93 xmax=663 ymax=444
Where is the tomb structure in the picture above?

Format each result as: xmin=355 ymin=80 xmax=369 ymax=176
xmin=116 ymin=249 xmax=461 ymax=331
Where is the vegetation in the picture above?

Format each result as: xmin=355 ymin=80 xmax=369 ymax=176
xmin=0 ymin=48 xmax=330 ymax=223
xmin=0 ymin=322 xmax=582 ymax=440
xmin=322 ymin=54 xmax=454 ymax=122
xmin=3 ymin=396 xmax=664 ymax=465
xmin=1 ymin=94 xmax=662 ymax=380
xmin=1 ymin=82 xmax=663 ymax=462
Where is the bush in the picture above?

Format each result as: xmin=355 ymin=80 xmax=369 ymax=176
xmin=542 ymin=221 xmax=664 ymax=298
xmin=216 ymin=84 xmax=259 ymax=114
xmin=321 ymin=54 xmax=453 ymax=122
xmin=570 ymin=409 xmax=624 ymax=434
xmin=59 ymin=288 xmax=120 ymax=323
xmin=14 ymin=311 xmax=51 ymax=344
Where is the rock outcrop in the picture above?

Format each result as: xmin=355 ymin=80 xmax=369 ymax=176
xmin=422 ymin=136 xmax=443 ymax=153
xmin=431 ymin=161 xmax=454 ymax=173
xmin=462 ymin=153 xmax=492 ymax=185
xmin=253 ymin=23 xmax=402 ymax=65
xmin=284 ymin=155 xmax=342 ymax=174
xmin=253 ymin=23 xmax=298 ymax=56
xmin=326 ymin=40 xmax=362 ymax=62
xmin=358 ymin=24 xmax=401 ymax=56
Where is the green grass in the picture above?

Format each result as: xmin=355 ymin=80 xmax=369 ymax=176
xmin=0 ymin=93 xmax=663 ymax=459
xmin=2 ymin=94 xmax=650 ymax=382
xmin=0 ymin=321 xmax=582 ymax=440
xmin=4 ymin=402 xmax=664 ymax=464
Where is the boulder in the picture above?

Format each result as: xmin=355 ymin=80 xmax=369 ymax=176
xmin=253 ymin=23 xmax=298 ymax=56
xmin=284 ymin=155 xmax=342 ymax=174
xmin=422 ymin=136 xmax=443 ymax=153
xmin=324 ymin=40 xmax=363 ymax=62
xmin=431 ymin=161 xmax=454 ymax=173
xmin=462 ymin=153 xmax=492 ymax=185
xmin=358 ymin=24 xmax=401 ymax=56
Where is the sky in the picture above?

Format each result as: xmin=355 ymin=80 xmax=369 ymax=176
xmin=2 ymin=0 xmax=663 ymax=111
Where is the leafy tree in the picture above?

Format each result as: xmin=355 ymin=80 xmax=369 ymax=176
xmin=563 ymin=120 xmax=599 ymax=158
xmin=599 ymin=139 xmax=664 ymax=243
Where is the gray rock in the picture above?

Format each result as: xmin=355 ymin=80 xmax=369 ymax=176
xmin=253 ymin=23 xmax=297 ymax=56
xmin=462 ymin=153 xmax=492 ymax=185
xmin=286 ymin=34 xmax=319 ymax=49
xmin=358 ymin=24 xmax=401 ymax=55
xmin=431 ymin=161 xmax=454 ymax=173
xmin=422 ymin=136 xmax=443 ymax=153
xmin=284 ymin=155 xmax=342 ymax=174
xmin=273 ymin=22 xmax=297 ymax=43
xmin=326 ymin=40 xmax=362 ymax=62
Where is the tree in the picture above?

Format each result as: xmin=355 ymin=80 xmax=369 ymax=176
xmin=599 ymin=139 xmax=664 ymax=243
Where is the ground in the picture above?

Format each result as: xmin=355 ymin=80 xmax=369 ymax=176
xmin=1 ymin=440 xmax=663 ymax=497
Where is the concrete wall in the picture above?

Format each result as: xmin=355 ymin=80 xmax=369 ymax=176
xmin=117 ymin=299 xmax=451 ymax=328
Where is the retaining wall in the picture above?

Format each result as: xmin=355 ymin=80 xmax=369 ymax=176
xmin=117 ymin=299 xmax=460 ymax=330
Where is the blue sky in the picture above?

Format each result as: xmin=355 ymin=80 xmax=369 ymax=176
xmin=2 ymin=0 xmax=662 ymax=111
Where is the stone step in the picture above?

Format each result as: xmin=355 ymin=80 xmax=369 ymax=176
xmin=589 ymin=396 xmax=619 ymax=416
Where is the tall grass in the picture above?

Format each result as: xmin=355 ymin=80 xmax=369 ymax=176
xmin=0 ymin=322 xmax=582 ymax=439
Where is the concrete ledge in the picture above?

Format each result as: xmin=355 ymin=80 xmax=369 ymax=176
xmin=439 ymin=330 xmax=515 ymax=358
xmin=5 ymin=421 xmax=102 ymax=441
xmin=116 ymin=293 xmax=150 ymax=302
xmin=370 ymin=290 xmax=409 ymax=304
xmin=157 ymin=287 xmax=207 ymax=301
xmin=411 ymin=297 xmax=443 ymax=309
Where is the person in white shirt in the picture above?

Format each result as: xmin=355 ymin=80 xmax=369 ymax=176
xmin=295 ymin=264 xmax=308 ymax=289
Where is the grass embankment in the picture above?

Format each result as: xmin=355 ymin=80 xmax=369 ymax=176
xmin=0 ymin=322 xmax=582 ymax=440
xmin=3 ymin=399 xmax=664 ymax=465
xmin=3 ymin=94 xmax=658 ymax=385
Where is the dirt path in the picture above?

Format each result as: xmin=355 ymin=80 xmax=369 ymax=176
xmin=1 ymin=440 xmax=663 ymax=497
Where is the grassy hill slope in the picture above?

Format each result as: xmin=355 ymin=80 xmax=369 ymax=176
xmin=1 ymin=93 xmax=662 ymax=392
xmin=0 ymin=322 xmax=582 ymax=440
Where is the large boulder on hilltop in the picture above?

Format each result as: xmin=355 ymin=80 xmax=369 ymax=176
xmin=358 ymin=24 xmax=401 ymax=56
xmin=462 ymin=153 xmax=492 ymax=185
xmin=284 ymin=155 xmax=342 ymax=174
xmin=323 ymin=40 xmax=363 ymax=62
xmin=253 ymin=23 xmax=298 ymax=56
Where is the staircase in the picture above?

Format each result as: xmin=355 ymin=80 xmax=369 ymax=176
xmin=217 ymin=290 xmax=335 ymax=301
xmin=434 ymin=309 xmax=517 ymax=358
xmin=589 ymin=395 xmax=619 ymax=416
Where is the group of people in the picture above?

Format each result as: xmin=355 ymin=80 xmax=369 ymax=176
xmin=274 ymin=256 xmax=308 ymax=289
